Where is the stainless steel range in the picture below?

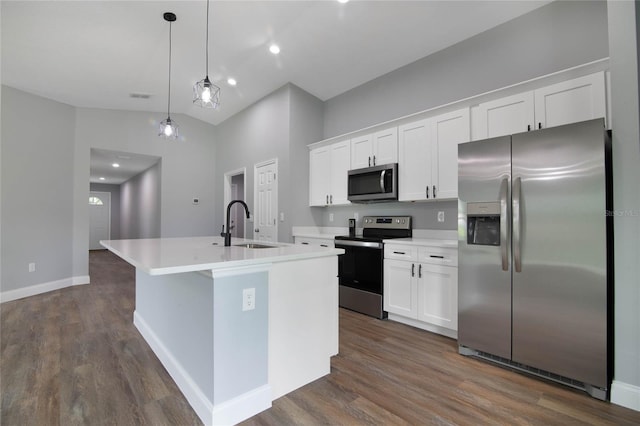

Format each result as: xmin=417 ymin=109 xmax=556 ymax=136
xmin=334 ymin=216 xmax=412 ymax=319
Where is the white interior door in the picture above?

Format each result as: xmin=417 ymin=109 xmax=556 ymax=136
xmin=254 ymin=159 xmax=278 ymax=242
xmin=89 ymin=191 xmax=111 ymax=250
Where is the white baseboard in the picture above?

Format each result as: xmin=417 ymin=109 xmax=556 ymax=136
xmin=134 ymin=311 xmax=272 ymax=425
xmin=388 ymin=313 xmax=458 ymax=340
xmin=0 ymin=275 xmax=90 ymax=303
xmin=611 ymin=380 xmax=640 ymax=412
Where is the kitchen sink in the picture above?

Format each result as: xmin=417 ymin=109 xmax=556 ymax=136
xmin=234 ymin=243 xmax=277 ymax=249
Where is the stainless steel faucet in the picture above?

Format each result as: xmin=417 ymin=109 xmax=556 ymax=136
xmin=223 ymin=200 xmax=250 ymax=246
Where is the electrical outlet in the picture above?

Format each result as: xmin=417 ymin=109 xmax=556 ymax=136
xmin=437 ymin=211 xmax=445 ymax=223
xmin=242 ymin=288 xmax=255 ymax=311
xmin=28 ymin=262 xmax=36 ymax=273
xmin=329 ymin=213 xmax=334 ymax=222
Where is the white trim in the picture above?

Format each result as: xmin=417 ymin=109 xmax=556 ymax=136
xmin=387 ymin=313 xmax=458 ymax=340
xmin=611 ymin=380 xmax=640 ymax=412
xmin=134 ymin=311 xmax=214 ymax=425
xmin=0 ymin=275 xmax=90 ymax=303
xmin=210 ymin=384 xmax=272 ymax=426
xmin=134 ymin=310 xmax=272 ymax=426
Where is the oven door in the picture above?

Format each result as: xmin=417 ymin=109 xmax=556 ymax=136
xmin=335 ymin=240 xmax=383 ymax=294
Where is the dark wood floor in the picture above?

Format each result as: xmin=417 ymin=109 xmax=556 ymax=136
xmin=2 ymin=251 xmax=639 ymax=425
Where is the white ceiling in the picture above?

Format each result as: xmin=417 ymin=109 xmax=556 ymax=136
xmin=90 ymin=149 xmax=161 ymax=184
xmin=2 ymin=1 xmax=549 ymax=183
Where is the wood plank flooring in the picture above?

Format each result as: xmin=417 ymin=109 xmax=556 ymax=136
xmin=2 ymin=250 xmax=639 ymax=425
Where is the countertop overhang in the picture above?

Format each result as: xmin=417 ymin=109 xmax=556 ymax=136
xmin=101 ymin=236 xmax=344 ymax=275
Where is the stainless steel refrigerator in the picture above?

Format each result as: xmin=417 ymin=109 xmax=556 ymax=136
xmin=457 ymin=118 xmax=612 ymax=400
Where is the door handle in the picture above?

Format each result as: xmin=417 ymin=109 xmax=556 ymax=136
xmin=513 ymin=177 xmax=522 ymax=272
xmin=499 ymin=177 xmax=509 ymax=271
xmin=411 ymin=263 xmax=415 ymax=277
xmin=368 ymin=156 xmax=371 ymax=167
xmin=380 ymin=170 xmax=386 ymax=192
xmin=373 ymin=155 xmax=376 ymax=166
xmin=426 ymin=186 xmax=429 ymax=199
xmin=418 ymin=264 xmax=422 ymax=278
xmin=255 ymin=228 xmax=260 ymax=233
xmin=330 ymin=194 xmax=333 ymax=204
xmin=433 ymin=185 xmax=437 ymax=198
xmin=326 ymin=195 xmax=329 ymax=205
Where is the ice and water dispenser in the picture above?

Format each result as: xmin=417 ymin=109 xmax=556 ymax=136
xmin=466 ymin=202 xmax=501 ymax=246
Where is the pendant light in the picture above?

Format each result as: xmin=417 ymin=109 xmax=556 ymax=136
xmin=193 ymin=0 xmax=221 ymax=109
xmin=159 ymin=12 xmax=179 ymax=139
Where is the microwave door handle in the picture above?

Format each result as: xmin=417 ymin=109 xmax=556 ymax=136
xmin=499 ymin=177 xmax=509 ymax=271
xmin=380 ymin=170 xmax=386 ymax=192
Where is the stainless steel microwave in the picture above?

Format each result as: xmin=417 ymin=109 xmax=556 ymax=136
xmin=348 ymin=163 xmax=398 ymax=203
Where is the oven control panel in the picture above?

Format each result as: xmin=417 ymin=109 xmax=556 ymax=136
xmin=362 ymin=216 xmax=412 ymax=230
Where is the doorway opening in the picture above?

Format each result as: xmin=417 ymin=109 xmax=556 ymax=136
xmin=223 ymin=168 xmax=247 ymax=238
xmin=254 ymin=158 xmax=278 ymax=242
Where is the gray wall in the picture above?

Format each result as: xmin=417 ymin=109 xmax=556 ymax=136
xmin=72 ymin=108 xmax=217 ymax=279
xmin=90 ymin=183 xmax=121 ymax=240
xmin=607 ymin=0 xmax=640 ymax=406
xmin=120 ymin=161 xmax=162 ymax=239
xmin=1 ymin=86 xmax=76 ymax=292
xmin=317 ymin=0 xmax=609 ymax=232
xmin=215 ymin=84 xmax=326 ymax=243
xmin=324 ymin=0 xmax=609 ymax=138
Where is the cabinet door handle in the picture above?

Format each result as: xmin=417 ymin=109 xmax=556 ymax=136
xmin=433 ymin=185 xmax=437 ymax=198
xmin=373 ymin=155 xmax=376 ymax=166
xmin=368 ymin=156 xmax=371 ymax=167
xmin=411 ymin=263 xmax=415 ymax=277
xmin=429 ymin=255 xmax=444 ymax=259
xmin=301 ymin=242 xmax=309 ymax=245
xmin=426 ymin=186 xmax=429 ymax=199
xmin=320 ymin=244 xmax=328 ymax=247
xmin=538 ymin=122 xmax=542 ymax=130
xmin=326 ymin=195 xmax=329 ymax=204
xmin=330 ymin=194 xmax=333 ymax=204
xmin=393 ymin=251 xmax=406 ymax=255
xmin=527 ymin=124 xmax=531 ymax=132
xmin=418 ymin=264 xmax=422 ymax=278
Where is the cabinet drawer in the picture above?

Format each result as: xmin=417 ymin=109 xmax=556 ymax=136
xmin=295 ymin=237 xmax=334 ymax=248
xmin=417 ymin=247 xmax=458 ymax=266
xmin=384 ymin=245 xmax=417 ymax=261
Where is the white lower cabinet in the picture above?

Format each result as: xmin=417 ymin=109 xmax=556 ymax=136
xmin=384 ymin=243 xmax=458 ymax=338
xmin=294 ymin=236 xmax=334 ymax=248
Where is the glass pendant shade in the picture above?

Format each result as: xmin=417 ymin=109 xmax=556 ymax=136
xmin=159 ymin=116 xmax=179 ymax=139
xmin=194 ymin=0 xmax=220 ymax=109
xmin=194 ymin=76 xmax=221 ymax=108
xmin=159 ymin=12 xmax=178 ymax=140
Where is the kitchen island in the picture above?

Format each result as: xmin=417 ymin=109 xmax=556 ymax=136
xmin=100 ymin=236 xmax=343 ymax=426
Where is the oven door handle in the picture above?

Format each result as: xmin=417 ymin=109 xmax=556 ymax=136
xmin=334 ymin=240 xmax=383 ymax=249
xmin=380 ymin=170 xmax=386 ymax=193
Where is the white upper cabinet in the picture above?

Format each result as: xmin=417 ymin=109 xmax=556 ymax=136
xmin=534 ymin=72 xmax=606 ymax=130
xmin=398 ymin=108 xmax=470 ymax=201
xmin=398 ymin=119 xmax=432 ymax=201
xmin=372 ymin=127 xmax=398 ymax=166
xmin=309 ymin=140 xmax=351 ymax=207
xmin=350 ymin=127 xmax=398 ymax=169
xmin=473 ymin=72 xmax=607 ymax=140
xmin=431 ymin=108 xmax=470 ymax=200
xmin=474 ymin=91 xmax=535 ymax=140
xmin=350 ymin=134 xmax=373 ymax=170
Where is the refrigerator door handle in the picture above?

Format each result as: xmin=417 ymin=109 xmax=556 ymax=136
xmin=499 ymin=177 xmax=509 ymax=271
xmin=513 ymin=176 xmax=522 ymax=272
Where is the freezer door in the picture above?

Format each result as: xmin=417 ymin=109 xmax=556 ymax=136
xmin=458 ymin=136 xmax=512 ymax=359
xmin=511 ymin=119 xmax=608 ymax=388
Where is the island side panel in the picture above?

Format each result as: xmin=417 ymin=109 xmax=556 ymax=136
xmin=134 ymin=270 xmax=215 ymax=417
xmin=268 ymin=256 xmax=339 ymax=400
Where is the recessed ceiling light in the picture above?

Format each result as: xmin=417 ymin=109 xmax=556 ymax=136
xmin=269 ymin=44 xmax=280 ymax=55
xmin=337 ymin=0 xmax=349 ymax=3
xmin=227 ymin=78 xmax=237 ymax=86
xmin=99 ymin=177 xmax=106 ymax=181
xmin=112 ymin=163 xmax=120 ymax=168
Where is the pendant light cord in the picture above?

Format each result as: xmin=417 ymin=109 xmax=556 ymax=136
xmin=167 ymin=20 xmax=172 ymax=117
xmin=205 ymin=0 xmax=209 ymax=78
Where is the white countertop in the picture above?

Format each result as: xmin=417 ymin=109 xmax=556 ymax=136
xmin=383 ymin=237 xmax=458 ymax=248
xmin=101 ymin=236 xmax=343 ymax=276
